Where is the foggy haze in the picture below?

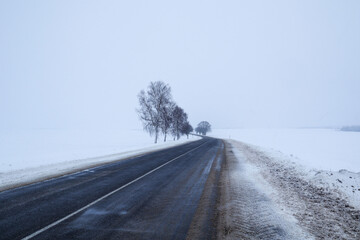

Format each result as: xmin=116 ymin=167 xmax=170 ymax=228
xmin=1 ymin=0 xmax=359 ymax=130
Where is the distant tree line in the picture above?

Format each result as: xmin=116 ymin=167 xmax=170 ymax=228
xmin=195 ymin=121 xmax=211 ymax=135
xmin=137 ymin=81 xmax=193 ymax=143
xmin=340 ymin=125 xmax=360 ymax=132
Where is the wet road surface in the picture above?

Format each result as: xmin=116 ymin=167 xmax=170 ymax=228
xmin=0 ymin=138 xmax=223 ymax=240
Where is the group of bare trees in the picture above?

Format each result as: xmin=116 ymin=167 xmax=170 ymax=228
xmin=137 ymin=81 xmax=193 ymax=143
xmin=195 ymin=121 xmax=211 ymax=135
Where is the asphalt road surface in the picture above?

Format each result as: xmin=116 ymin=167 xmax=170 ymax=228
xmin=0 ymin=138 xmax=224 ymax=240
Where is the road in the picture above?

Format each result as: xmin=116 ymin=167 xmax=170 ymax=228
xmin=0 ymin=138 xmax=224 ymax=240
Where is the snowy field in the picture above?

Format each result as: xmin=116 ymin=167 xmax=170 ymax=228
xmin=0 ymin=128 xmax=199 ymax=173
xmin=210 ymin=128 xmax=360 ymax=172
xmin=0 ymin=128 xmax=199 ymax=190
xmin=211 ymin=128 xmax=360 ymax=211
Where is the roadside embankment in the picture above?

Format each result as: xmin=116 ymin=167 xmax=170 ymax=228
xmin=217 ymin=140 xmax=360 ymax=239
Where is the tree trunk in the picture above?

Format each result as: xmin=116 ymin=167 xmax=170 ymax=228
xmin=164 ymin=133 xmax=167 ymax=142
xmin=154 ymin=131 xmax=158 ymax=144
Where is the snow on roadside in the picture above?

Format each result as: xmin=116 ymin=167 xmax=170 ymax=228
xmin=308 ymin=170 xmax=360 ymax=210
xmin=210 ymin=128 xmax=360 ymax=210
xmin=218 ymin=140 xmax=313 ymax=239
xmin=226 ymin=140 xmax=360 ymax=239
xmin=257 ymin=145 xmax=360 ymax=211
xmin=0 ymin=129 xmax=200 ymax=191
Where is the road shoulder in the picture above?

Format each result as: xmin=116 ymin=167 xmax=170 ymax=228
xmin=186 ymin=139 xmax=224 ymax=240
xmin=217 ymin=139 xmax=360 ymax=239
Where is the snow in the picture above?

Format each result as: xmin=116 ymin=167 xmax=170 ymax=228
xmin=210 ymin=128 xmax=360 ymax=172
xmin=261 ymin=146 xmax=360 ymax=210
xmin=226 ymin=140 xmax=360 ymax=238
xmin=231 ymin=147 xmax=314 ymax=239
xmin=308 ymin=169 xmax=360 ymax=209
xmin=219 ymin=141 xmax=314 ymax=239
xmin=0 ymin=128 xmax=200 ymax=191
xmin=211 ymin=128 xmax=360 ymax=215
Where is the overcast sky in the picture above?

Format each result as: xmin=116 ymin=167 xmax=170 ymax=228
xmin=1 ymin=0 xmax=359 ymax=130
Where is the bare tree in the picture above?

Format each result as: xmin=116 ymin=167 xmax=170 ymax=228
xmin=137 ymin=81 xmax=172 ymax=143
xmin=137 ymin=81 xmax=195 ymax=143
xmin=137 ymin=90 xmax=160 ymax=143
xmin=171 ymin=105 xmax=187 ymax=140
xmin=181 ymin=121 xmax=193 ymax=139
xmin=160 ymin=101 xmax=175 ymax=142
xmin=196 ymin=121 xmax=211 ymax=135
xmin=195 ymin=127 xmax=200 ymax=135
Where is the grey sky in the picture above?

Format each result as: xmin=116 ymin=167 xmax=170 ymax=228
xmin=1 ymin=0 xmax=359 ymax=130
